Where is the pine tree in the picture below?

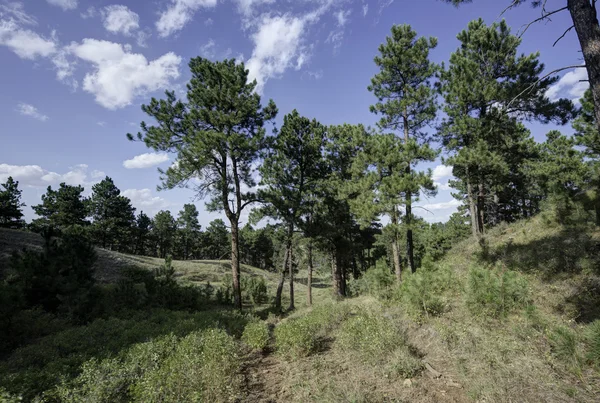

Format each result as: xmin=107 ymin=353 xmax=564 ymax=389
xmin=176 ymin=204 xmax=201 ymax=259
xmin=128 ymin=58 xmax=277 ymax=310
xmin=443 ymin=0 xmax=600 ymax=135
xmin=32 ymin=183 xmax=88 ymax=232
xmin=257 ymin=109 xmax=325 ymax=310
xmin=0 ymin=177 xmax=25 ymax=229
xmin=88 ymin=177 xmax=136 ymax=251
xmin=439 ymin=19 xmax=575 ymax=236
xmin=367 ymin=24 xmax=439 ymax=277
xmin=349 ymin=133 xmax=437 ymax=282
xmin=134 ymin=211 xmax=152 ymax=255
xmin=153 ymin=210 xmax=176 ymax=258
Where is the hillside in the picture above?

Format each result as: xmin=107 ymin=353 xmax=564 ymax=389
xmin=1 ymin=218 xmax=599 ymax=402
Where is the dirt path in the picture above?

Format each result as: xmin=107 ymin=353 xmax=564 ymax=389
xmin=241 ymin=349 xmax=286 ymax=403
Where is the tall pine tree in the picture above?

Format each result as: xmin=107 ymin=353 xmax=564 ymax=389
xmin=128 ymin=58 xmax=277 ymax=310
xmin=367 ymin=24 xmax=439 ymax=277
xmin=0 ymin=177 xmax=25 ymax=229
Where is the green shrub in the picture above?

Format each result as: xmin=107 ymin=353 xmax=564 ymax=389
xmin=585 ymin=320 xmax=600 ymax=368
xmin=56 ymin=329 xmax=241 ymax=402
xmin=395 ymin=264 xmax=455 ymax=318
xmin=242 ymin=320 xmax=270 ymax=351
xmin=384 ymin=348 xmax=423 ymax=378
xmin=548 ymin=326 xmax=582 ymax=370
xmin=0 ymin=388 xmax=21 ymax=402
xmin=275 ymin=318 xmax=317 ymax=359
xmin=242 ymin=276 xmax=268 ymax=304
xmin=336 ymin=310 xmax=401 ymax=361
xmin=466 ymin=266 xmax=530 ymax=318
xmin=347 ymin=259 xmax=394 ymax=298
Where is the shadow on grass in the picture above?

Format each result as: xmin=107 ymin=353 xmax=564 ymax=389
xmin=477 ymin=226 xmax=600 ymax=280
xmin=0 ymin=306 xmax=251 ymax=400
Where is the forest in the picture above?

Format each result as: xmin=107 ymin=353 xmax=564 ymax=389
xmin=1 ymin=0 xmax=600 ymax=401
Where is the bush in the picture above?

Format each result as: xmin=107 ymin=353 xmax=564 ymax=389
xmin=585 ymin=320 xmax=600 ymax=368
xmin=466 ymin=266 xmax=530 ymax=318
xmin=274 ymin=303 xmax=350 ymax=359
xmin=242 ymin=276 xmax=268 ymax=305
xmin=56 ymin=329 xmax=241 ymax=402
xmin=548 ymin=326 xmax=582 ymax=370
xmin=347 ymin=259 xmax=394 ymax=298
xmin=242 ymin=320 xmax=270 ymax=351
xmin=336 ymin=310 xmax=401 ymax=362
xmin=274 ymin=317 xmax=317 ymax=359
xmin=384 ymin=348 xmax=424 ymax=378
xmin=394 ymin=263 xmax=455 ymax=319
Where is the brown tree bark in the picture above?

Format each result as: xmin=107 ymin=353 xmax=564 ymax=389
xmin=287 ymin=232 xmax=295 ymax=311
xmin=274 ymin=248 xmax=289 ymax=311
xmin=568 ymin=0 xmax=600 ymax=134
xmin=230 ymin=219 xmax=242 ymax=310
xmin=307 ymin=242 xmax=313 ymax=306
xmin=403 ymin=107 xmax=416 ymax=273
xmin=391 ymin=237 xmax=402 ymax=283
xmin=466 ymin=174 xmax=478 ymax=238
xmin=477 ymin=182 xmax=485 ymax=236
xmin=331 ymin=251 xmax=344 ymax=298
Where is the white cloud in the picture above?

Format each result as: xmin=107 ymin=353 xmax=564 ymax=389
xmin=434 ymin=181 xmax=452 ymax=191
xmin=307 ymin=70 xmax=323 ymax=80
xmin=16 ymin=103 xmax=48 ymax=121
xmin=101 ymin=5 xmax=140 ymax=36
xmin=123 ymin=152 xmax=170 ymax=169
xmin=69 ymin=39 xmax=181 ymax=109
xmin=122 ymin=188 xmax=171 ymax=215
xmin=0 ymin=2 xmax=37 ymax=25
xmin=421 ymin=199 xmax=461 ymax=211
xmin=0 ymin=19 xmax=57 ymax=59
xmin=432 ymin=164 xmax=453 ymax=181
xmin=91 ymin=169 xmax=105 ymax=179
xmin=199 ymin=38 xmax=216 ymax=58
xmin=80 ymin=6 xmax=96 ymax=19
xmin=326 ymin=29 xmax=344 ymax=53
xmin=235 ymin=0 xmax=275 ymax=19
xmin=0 ymin=163 xmax=101 ymax=187
xmin=246 ymin=14 xmax=308 ymax=93
xmin=335 ymin=9 xmax=351 ymax=26
xmin=204 ymin=17 xmax=213 ymax=26
xmin=546 ymin=68 xmax=589 ymax=103
xmin=97 ymin=121 xmax=106 ymax=126
xmin=156 ymin=0 xmax=218 ymax=38
xmin=46 ymin=0 xmax=78 ymax=11
xmin=362 ymin=3 xmax=368 ymax=16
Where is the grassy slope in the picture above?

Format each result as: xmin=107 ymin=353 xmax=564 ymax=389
xmin=254 ymin=216 xmax=600 ymax=402
xmin=2 ymin=218 xmax=599 ymax=402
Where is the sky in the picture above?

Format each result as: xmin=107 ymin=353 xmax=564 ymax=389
xmin=0 ymin=0 xmax=590 ymax=229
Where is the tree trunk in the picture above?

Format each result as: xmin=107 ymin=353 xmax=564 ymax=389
xmin=274 ymin=248 xmax=289 ymax=311
xmin=391 ymin=208 xmax=403 ymax=281
xmin=230 ymin=219 xmax=242 ymax=310
xmin=466 ymin=177 xmax=478 ymax=237
xmin=287 ymin=232 xmax=295 ymax=311
xmin=331 ymin=251 xmax=344 ymax=298
xmin=307 ymin=242 xmax=313 ymax=306
xmin=477 ymin=182 xmax=485 ymax=236
xmin=569 ymin=0 xmax=600 ymax=134
xmin=596 ymin=185 xmax=600 ymax=226
xmin=403 ymin=107 xmax=416 ymax=273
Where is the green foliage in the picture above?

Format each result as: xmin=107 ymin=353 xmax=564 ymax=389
xmin=242 ymin=320 xmax=270 ymax=351
xmin=395 ymin=263 xmax=455 ymax=318
xmin=153 ymin=210 xmax=176 ymax=258
xmin=336 ymin=310 xmax=401 ymax=361
xmin=548 ymin=326 xmax=582 ymax=370
xmin=0 ymin=309 xmax=249 ymax=400
xmin=31 ymin=183 xmax=88 ymax=232
xmin=88 ymin=176 xmax=136 ymax=251
xmin=241 ymin=275 xmax=268 ymax=305
xmin=56 ymin=328 xmax=241 ymax=402
xmin=466 ymin=266 xmax=530 ymax=318
xmin=274 ymin=303 xmax=351 ymax=359
xmin=201 ymin=219 xmax=230 ymax=259
xmin=348 ymin=258 xmax=395 ymax=298
xmin=8 ymin=225 xmax=97 ymax=320
xmin=585 ymin=320 xmax=600 ymax=368
xmin=0 ymin=177 xmax=25 ymax=229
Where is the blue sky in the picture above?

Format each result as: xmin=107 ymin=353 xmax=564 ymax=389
xmin=0 ymin=0 xmax=589 ymax=228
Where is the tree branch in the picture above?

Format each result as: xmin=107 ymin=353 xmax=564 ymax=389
xmin=505 ymin=64 xmax=586 ymax=111
xmin=518 ymin=6 xmax=568 ymax=37
xmin=553 ymin=25 xmax=574 ymax=47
